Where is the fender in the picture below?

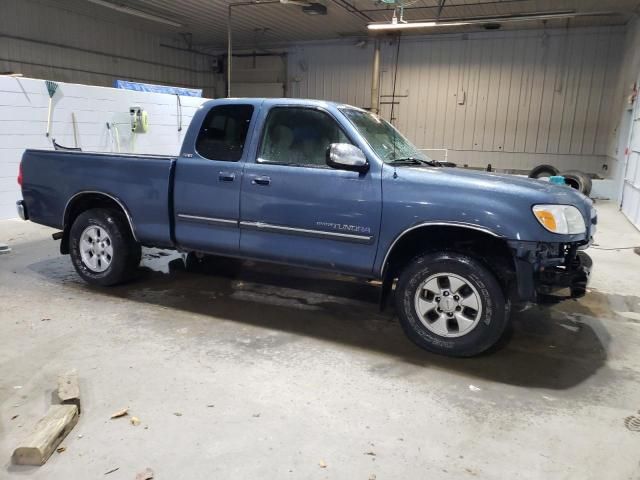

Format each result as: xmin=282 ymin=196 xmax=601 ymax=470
xmin=60 ymin=191 xmax=138 ymax=254
xmin=379 ymin=221 xmax=503 ymax=276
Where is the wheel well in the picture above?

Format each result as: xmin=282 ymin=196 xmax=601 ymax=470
xmin=383 ymin=226 xmax=516 ymax=299
xmin=60 ymin=193 xmax=135 ymax=254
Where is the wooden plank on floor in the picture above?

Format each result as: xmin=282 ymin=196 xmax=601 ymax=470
xmin=57 ymin=370 xmax=81 ymax=412
xmin=12 ymin=405 xmax=79 ymax=466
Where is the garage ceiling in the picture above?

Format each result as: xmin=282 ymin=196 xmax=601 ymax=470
xmin=37 ymin=0 xmax=640 ymax=48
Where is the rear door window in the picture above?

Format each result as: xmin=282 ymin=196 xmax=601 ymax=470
xmin=196 ymin=105 xmax=254 ymax=162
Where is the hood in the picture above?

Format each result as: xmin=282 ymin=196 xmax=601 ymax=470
xmin=385 ymin=165 xmax=595 ymax=242
xmin=404 ymin=165 xmax=591 ymax=207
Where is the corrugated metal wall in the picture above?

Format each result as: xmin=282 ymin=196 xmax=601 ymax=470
xmin=0 ymin=0 xmax=219 ymax=97
xmin=289 ymin=27 xmax=625 ymax=173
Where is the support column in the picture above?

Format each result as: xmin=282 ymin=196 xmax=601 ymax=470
xmin=370 ymin=39 xmax=381 ymax=114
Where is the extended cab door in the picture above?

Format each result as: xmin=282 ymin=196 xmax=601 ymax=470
xmin=173 ymin=102 xmax=257 ymax=254
xmin=239 ymin=105 xmax=382 ymax=276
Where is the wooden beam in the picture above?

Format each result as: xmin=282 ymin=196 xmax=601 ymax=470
xmin=57 ymin=370 xmax=81 ymax=413
xmin=12 ymin=405 xmax=79 ymax=466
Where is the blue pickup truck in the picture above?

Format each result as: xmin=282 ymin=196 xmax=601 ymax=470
xmin=17 ymin=98 xmax=596 ymax=356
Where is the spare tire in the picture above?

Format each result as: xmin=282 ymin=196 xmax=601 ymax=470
xmin=560 ymin=170 xmax=592 ymax=196
xmin=528 ymin=164 xmax=559 ymax=179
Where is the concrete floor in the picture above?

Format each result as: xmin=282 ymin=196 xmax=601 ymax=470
xmin=1 ymin=200 xmax=640 ymax=479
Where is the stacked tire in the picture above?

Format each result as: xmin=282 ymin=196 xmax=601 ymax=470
xmin=528 ymin=164 xmax=592 ymax=196
xmin=558 ymin=170 xmax=592 ymax=196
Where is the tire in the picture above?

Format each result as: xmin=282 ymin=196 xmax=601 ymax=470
xmin=560 ymin=170 xmax=592 ymax=196
xmin=528 ymin=164 xmax=559 ymax=179
xmin=69 ymin=208 xmax=141 ymax=286
xmin=394 ymin=252 xmax=509 ymax=357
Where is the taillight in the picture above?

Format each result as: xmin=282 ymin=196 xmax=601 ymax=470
xmin=17 ymin=162 xmax=23 ymax=186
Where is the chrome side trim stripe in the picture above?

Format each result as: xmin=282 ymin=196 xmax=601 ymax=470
xmin=176 ymin=215 xmax=373 ymax=243
xmin=240 ymin=221 xmax=373 ymax=243
xmin=177 ymin=214 xmax=239 ymax=227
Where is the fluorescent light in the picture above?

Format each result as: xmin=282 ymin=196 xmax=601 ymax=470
xmin=279 ymin=0 xmax=312 ymax=6
xmin=86 ymin=0 xmax=182 ymax=27
xmin=367 ymin=11 xmax=601 ymax=31
xmin=368 ymin=21 xmax=469 ymax=30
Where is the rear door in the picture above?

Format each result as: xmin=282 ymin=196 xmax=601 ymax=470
xmin=173 ymin=102 xmax=257 ymax=254
xmin=239 ymin=105 xmax=382 ymax=276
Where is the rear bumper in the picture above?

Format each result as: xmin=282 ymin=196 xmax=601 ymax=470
xmin=16 ymin=200 xmax=28 ymax=221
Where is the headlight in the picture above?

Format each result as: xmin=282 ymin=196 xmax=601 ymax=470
xmin=532 ymin=204 xmax=586 ymax=234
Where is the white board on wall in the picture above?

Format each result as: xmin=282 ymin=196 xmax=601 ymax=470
xmin=0 ymin=76 xmax=210 ymax=220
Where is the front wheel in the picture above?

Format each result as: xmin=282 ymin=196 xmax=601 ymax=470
xmin=69 ymin=208 xmax=141 ymax=286
xmin=395 ymin=252 xmax=509 ymax=357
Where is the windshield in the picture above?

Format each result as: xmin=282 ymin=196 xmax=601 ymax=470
xmin=340 ymin=108 xmax=431 ymax=164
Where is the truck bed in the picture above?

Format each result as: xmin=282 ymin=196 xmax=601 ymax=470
xmin=21 ymin=149 xmax=176 ymax=247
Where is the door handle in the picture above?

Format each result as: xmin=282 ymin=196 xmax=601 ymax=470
xmin=219 ymin=172 xmax=235 ymax=182
xmin=252 ymin=176 xmax=271 ymax=186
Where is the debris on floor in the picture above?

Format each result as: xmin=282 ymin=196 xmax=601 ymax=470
xmin=11 ymin=371 xmax=82 ymax=466
xmin=135 ymin=467 xmax=154 ymax=480
xmin=0 ymin=243 xmax=11 ymax=255
xmin=110 ymin=407 xmax=129 ymax=419
xmin=130 ymin=416 xmax=141 ymax=426
xmin=173 ymin=412 xmax=182 ymax=417
xmin=319 ymin=460 xmax=327 ymax=468
xmin=12 ymin=404 xmax=79 ymax=465
xmin=57 ymin=369 xmax=81 ymax=412
xmin=104 ymin=467 xmax=120 ymax=475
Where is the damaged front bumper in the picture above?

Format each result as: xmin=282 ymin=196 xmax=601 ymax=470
xmin=509 ymin=240 xmax=592 ymax=303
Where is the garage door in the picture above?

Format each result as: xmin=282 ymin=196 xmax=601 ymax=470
xmin=622 ymin=101 xmax=640 ymax=230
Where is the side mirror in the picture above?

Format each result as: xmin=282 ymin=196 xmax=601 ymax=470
xmin=326 ymin=143 xmax=369 ymax=173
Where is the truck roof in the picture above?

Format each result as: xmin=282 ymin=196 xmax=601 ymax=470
xmin=201 ymin=97 xmax=364 ymax=111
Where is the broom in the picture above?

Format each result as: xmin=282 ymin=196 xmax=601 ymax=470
xmin=45 ymin=80 xmax=58 ymax=137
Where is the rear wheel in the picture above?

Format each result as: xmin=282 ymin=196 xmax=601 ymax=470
xmin=69 ymin=208 xmax=141 ymax=286
xmin=395 ymin=252 xmax=509 ymax=357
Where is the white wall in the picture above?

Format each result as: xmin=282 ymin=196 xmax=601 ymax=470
xmin=0 ymin=0 xmax=220 ymax=98
xmin=289 ymin=27 xmax=625 ymax=174
xmin=0 ymin=76 xmax=208 ymax=220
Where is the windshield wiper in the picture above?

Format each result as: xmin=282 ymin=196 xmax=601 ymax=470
xmin=389 ymin=157 xmax=441 ymax=167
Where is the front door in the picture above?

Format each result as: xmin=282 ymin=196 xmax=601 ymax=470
xmin=174 ymin=103 xmax=256 ymax=254
xmin=240 ymin=106 xmax=382 ymax=276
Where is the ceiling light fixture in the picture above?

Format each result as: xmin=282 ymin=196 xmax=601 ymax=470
xmin=368 ymin=20 xmax=469 ymax=30
xmin=366 ymin=10 xmax=606 ymax=31
xmin=303 ymin=3 xmax=327 ymax=15
xmin=86 ymin=0 xmax=182 ymax=28
xmin=279 ymin=0 xmax=312 ymax=6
